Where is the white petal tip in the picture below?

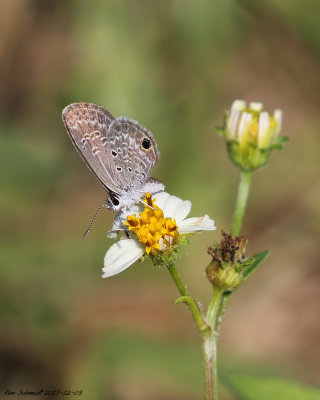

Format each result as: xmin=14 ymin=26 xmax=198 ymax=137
xmin=102 ymin=239 xmax=144 ymax=278
xmin=178 ymin=215 xmax=216 ymax=234
xmin=249 ymin=102 xmax=263 ymax=111
xmin=231 ymin=100 xmax=246 ymax=111
xmin=274 ymin=109 xmax=282 ymax=129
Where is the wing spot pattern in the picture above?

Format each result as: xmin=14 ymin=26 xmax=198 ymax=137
xmin=92 ymin=146 xmax=101 ymax=155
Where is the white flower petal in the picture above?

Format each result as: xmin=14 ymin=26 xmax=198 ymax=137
xmin=153 ymin=192 xmax=191 ymax=222
xmin=151 ymin=191 xmax=170 ymax=209
xmin=274 ymin=109 xmax=282 ymax=134
xmin=258 ymin=111 xmax=270 ymax=147
xmin=231 ymin=99 xmax=246 ymax=111
xmin=227 ymin=109 xmax=240 ymax=139
xmin=238 ymin=112 xmax=252 ymax=144
xmin=249 ymin=102 xmax=263 ymax=112
xmin=171 ymin=200 xmax=192 ymax=223
xmin=178 ymin=215 xmax=216 ymax=234
xmin=102 ymin=239 xmax=144 ymax=278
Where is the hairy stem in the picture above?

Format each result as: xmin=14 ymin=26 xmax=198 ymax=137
xmin=202 ymin=287 xmax=223 ymax=400
xmin=202 ymin=328 xmax=217 ymax=400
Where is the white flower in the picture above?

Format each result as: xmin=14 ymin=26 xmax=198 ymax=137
xmin=102 ymin=191 xmax=216 ymax=278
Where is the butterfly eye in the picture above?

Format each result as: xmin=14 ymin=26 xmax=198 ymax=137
xmin=111 ymin=197 xmax=119 ymax=206
xmin=141 ymin=138 xmax=151 ymax=150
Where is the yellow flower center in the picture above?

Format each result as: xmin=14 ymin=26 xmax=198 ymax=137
xmin=124 ymin=193 xmax=178 ymax=255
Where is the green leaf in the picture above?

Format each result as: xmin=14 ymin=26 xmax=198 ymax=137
xmin=243 ymin=250 xmax=270 ymax=279
xmin=240 ymin=256 xmax=255 ymax=268
xmin=223 ymin=371 xmax=320 ymax=400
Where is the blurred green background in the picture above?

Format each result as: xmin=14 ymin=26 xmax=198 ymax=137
xmin=1 ymin=0 xmax=319 ymax=399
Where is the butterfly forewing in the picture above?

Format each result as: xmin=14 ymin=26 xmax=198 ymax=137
xmin=62 ymin=103 xmax=121 ymax=193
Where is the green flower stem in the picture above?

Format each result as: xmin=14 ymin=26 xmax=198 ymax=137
xmin=231 ymin=170 xmax=253 ymax=236
xmin=206 ymin=287 xmax=224 ymax=326
xmin=202 ymin=327 xmax=217 ymax=400
xmin=202 ymin=287 xmax=223 ymax=400
xmin=167 ymin=263 xmax=189 ymax=297
xmin=167 ymin=264 xmax=207 ymax=330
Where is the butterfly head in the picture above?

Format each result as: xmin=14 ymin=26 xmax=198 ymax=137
xmin=107 ymin=195 xmax=122 ymax=211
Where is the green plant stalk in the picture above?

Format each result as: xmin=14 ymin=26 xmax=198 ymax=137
xmin=203 ymin=287 xmax=224 ymax=400
xmin=167 ymin=263 xmax=189 ymax=296
xmin=201 ymin=169 xmax=253 ymax=397
xmin=202 ymin=327 xmax=217 ymax=400
xmin=231 ymin=170 xmax=253 ymax=236
xmin=168 ymin=166 xmax=254 ymax=399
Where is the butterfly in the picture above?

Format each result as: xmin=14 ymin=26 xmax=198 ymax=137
xmin=62 ymin=102 xmax=164 ymax=212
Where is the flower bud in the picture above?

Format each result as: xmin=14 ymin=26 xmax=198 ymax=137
xmin=218 ymin=100 xmax=287 ymax=171
xmin=206 ymin=232 xmax=249 ymax=291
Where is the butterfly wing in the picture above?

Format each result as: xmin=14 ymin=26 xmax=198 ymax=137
xmin=106 ymin=117 xmax=160 ymax=192
xmin=62 ymin=102 xmax=121 ymax=194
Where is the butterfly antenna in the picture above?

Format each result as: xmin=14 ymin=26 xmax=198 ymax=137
xmin=83 ymin=200 xmax=108 ymax=239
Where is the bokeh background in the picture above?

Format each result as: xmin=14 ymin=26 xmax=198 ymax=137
xmin=1 ymin=0 xmax=319 ymax=399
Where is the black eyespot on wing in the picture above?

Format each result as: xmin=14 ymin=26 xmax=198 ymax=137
xmin=112 ymin=151 xmax=117 ymax=157
xmin=142 ymin=138 xmax=151 ymax=150
xmin=116 ymin=166 xmax=122 ymax=171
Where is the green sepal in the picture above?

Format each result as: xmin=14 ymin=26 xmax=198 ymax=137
xmin=276 ymin=135 xmax=290 ymax=144
xmin=248 ymin=141 xmax=258 ymax=149
xmin=175 ymin=296 xmax=208 ymax=332
xmin=221 ymin=261 xmax=230 ymax=269
xmin=243 ymin=250 xmax=270 ymax=279
xmin=179 ymin=236 xmax=190 ymax=246
xmin=271 ymin=135 xmax=290 ymax=151
xmin=216 ymin=126 xmax=225 ymax=137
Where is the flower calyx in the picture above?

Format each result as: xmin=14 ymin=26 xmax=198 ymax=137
xmin=206 ymin=231 xmax=253 ymax=291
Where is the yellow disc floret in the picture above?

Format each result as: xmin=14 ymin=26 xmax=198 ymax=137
xmin=124 ymin=193 xmax=178 ymax=255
